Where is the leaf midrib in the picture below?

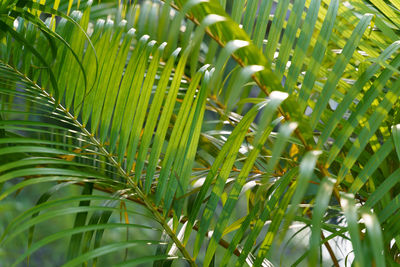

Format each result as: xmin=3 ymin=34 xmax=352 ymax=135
xmin=4 ymin=62 xmax=197 ymax=267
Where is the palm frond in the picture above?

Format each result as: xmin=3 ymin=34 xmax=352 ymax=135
xmin=2 ymin=0 xmax=400 ymax=265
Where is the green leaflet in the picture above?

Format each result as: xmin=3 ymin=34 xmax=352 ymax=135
xmin=341 ymin=193 xmax=365 ymax=267
xmin=308 ymin=177 xmax=335 ymax=266
xmin=203 ymin=91 xmax=288 ymax=265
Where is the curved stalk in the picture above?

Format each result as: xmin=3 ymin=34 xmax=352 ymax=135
xmin=7 ymin=64 xmax=197 ymax=267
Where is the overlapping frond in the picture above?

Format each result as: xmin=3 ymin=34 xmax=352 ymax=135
xmin=2 ymin=0 xmax=400 ymax=265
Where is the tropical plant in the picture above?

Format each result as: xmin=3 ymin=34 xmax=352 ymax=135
xmin=1 ymin=0 xmax=400 ymax=266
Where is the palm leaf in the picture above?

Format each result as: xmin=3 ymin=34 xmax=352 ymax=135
xmin=2 ymin=0 xmax=400 ymax=266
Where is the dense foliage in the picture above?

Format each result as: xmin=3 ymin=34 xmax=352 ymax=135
xmin=1 ymin=0 xmax=400 ymax=266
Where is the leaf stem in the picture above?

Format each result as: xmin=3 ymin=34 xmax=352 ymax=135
xmin=62 ymin=106 xmax=197 ymax=267
xmin=7 ymin=64 xmax=197 ymax=267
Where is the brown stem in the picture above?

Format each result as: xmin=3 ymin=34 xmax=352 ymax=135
xmin=321 ymin=232 xmax=340 ymax=267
